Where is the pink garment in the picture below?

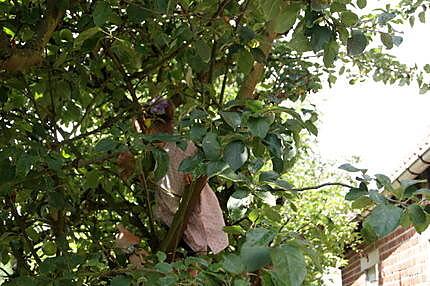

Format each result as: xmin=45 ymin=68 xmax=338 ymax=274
xmin=155 ymin=141 xmax=229 ymax=254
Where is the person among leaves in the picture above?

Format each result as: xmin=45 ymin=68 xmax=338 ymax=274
xmin=116 ymin=98 xmax=228 ymax=260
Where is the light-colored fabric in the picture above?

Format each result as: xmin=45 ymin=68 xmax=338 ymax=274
xmin=155 ymin=141 xmax=229 ymax=254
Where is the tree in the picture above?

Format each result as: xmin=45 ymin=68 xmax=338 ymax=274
xmin=0 ymin=0 xmax=429 ymax=285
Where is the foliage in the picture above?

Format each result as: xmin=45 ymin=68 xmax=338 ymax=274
xmin=343 ymin=169 xmax=430 ymax=241
xmin=282 ymin=152 xmax=360 ymax=284
xmin=1 ymin=0 xmax=430 ymax=285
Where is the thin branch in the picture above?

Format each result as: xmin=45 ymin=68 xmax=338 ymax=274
xmin=214 ymin=0 xmax=233 ymax=18
xmin=131 ymin=43 xmax=189 ymax=81
xmin=273 ymin=182 xmax=354 ymax=192
xmin=104 ymin=43 xmax=139 ymax=105
xmin=207 ymin=37 xmax=218 ymax=84
xmin=70 ymin=94 xmax=100 ymax=136
xmin=0 ymin=266 xmax=11 ymax=278
xmin=219 ymin=63 xmax=229 ymax=105
xmin=56 ymin=105 xmax=137 ymax=146
xmin=138 ymin=173 xmax=157 ymax=244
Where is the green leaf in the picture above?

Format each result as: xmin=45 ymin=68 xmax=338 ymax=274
xmin=259 ymin=171 xmax=279 ymax=182
xmin=127 ymin=4 xmax=148 ymax=23
xmin=261 ymin=0 xmax=281 ymax=20
xmin=347 ymin=30 xmax=367 ymax=56
xmin=378 ymin=12 xmax=396 ymax=25
xmin=95 ymin=138 xmax=117 ymax=152
xmin=262 ymin=206 xmax=282 ymax=221
xmin=375 ymin=174 xmax=392 ymax=190
xmin=338 ymin=163 xmax=363 ymax=172
xmin=357 ymin=0 xmax=367 ymax=9
xmin=223 ymin=225 xmax=246 ymax=235
xmin=152 ymin=149 xmax=169 ymax=181
xmin=220 ymin=111 xmax=242 ymax=130
xmin=399 ymin=210 xmax=412 ymax=227
xmin=273 ymin=3 xmax=301 ymax=33
xmin=323 ymin=40 xmax=339 ymax=68
xmin=202 ymin=132 xmax=221 ymax=161
xmin=48 ymin=191 xmax=66 ymax=209
xmin=195 ymin=39 xmax=211 ymax=63
xmin=271 ymin=245 xmax=306 ymax=286
xmin=240 ymin=246 xmax=272 ymax=272
xmin=419 ymin=11 xmax=426 ymax=23
xmin=178 ymin=154 xmax=200 ymax=173
xmin=409 ymin=15 xmax=415 ymax=27
xmin=0 ymin=158 xmax=15 ymax=185
xmin=247 ymin=117 xmax=271 ymax=139
xmin=85 ymin=170 xmax=100 ymax=189
xmin=222 ymin=254 xmax=245 ymax=274
xmin=224 ymin=141 xmax=248 ymax=171
xmin=364 ymin=204 xmax=402 ymax=237
xmin=74 ymin=27 xmax=102 ymax=48
xmin=264 ymin=134 xmax=282 ymax=158
xmin=156 ymin=251 xmax=167 ymax=262
xmin=42 ymin=241 xmax=57 ymax=256
xmin=288 ymin=24 xmax=311 ymax=52
xmin=110 ymin=275 xmax=131 ymax=286
xmin=393 ymin=35 xmax=403 ymax=46
xmin=238 ymin=49 xmax=254 ymax=74
xmin=16 ymin=154 xmax=35 ymax=177
xmin=155 ymin=262 xmax=173 ymax=273
xmin=351 ymin=196 xmax=373 ymax=209
xmin=239 ymin=26 xmax=256 ymax=43
xmin=341 ymin=11 xmax=359 ymax=26
xmin=330 ymin=2 xmax=346 ymax=12
xmin=234 ymin=279 xmax=250 ymax=286
xmin=25 ymin=226 xmax=40 ymax=241
xmin=219 ymin=168 xmax=245 ymax=182
xmin=407 ymin=205 xmax=428 ymax=233
xmin=368 ymin=190 xmax=387 ymax=204
xmin=190 ymin=125 xmax=207 ymax=141
xmin=304 ymin=120 xmax=318 ymax=136
xmin=311 ymin=26 xmax=332 ymax=52
xmin=93 ymin=1 xmax=113 ymax=26
xmin=414 ymin=188 xmax=430 ymax=198
xmin=311 ymin=0 xmax=329 ymax=11
xmin=400 ymin=179 xmax=426 ymax=189
xmin=361 ymin=221 xmax=378 ymax=242
xmin=345 ymin=188 xmax=367 ymax=201
xmin=206 ymin=161 xmax=229 ymax=177
xmin=380 ymin=33 xmax=393 ymax=49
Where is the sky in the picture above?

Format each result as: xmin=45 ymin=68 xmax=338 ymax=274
xmin=313 ymin=13 xmax=430 ymax=178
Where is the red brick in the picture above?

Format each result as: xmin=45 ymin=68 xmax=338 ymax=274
xmin=341 ymin=226 xmax=428 ymax=286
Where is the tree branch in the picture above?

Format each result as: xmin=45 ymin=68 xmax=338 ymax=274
xmin=273 ymin=182 xmax=354 ymax=192
xmin=160 ymin=176 xmax=208 ymax=256
xmin=0 ymin=0 xmax=66 ymax=72
xmin=237 ymin=25 xmax=278 ymax=99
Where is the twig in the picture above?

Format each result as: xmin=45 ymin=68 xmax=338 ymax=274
xmin=219 ymin=64 xmax=229 ymax=105
xmin=57 ymin=105 xmax=138 ymax=146
xmin=138 ymin=173 xmax=157 ymax=244
xmin=104 ymin=43 xmax=139 ymax=105
xmin=272 ymin=182 xmax=354 ymax=192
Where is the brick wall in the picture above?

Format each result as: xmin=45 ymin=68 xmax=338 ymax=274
xmin=341 ymin=227 xmax=430 ymax=286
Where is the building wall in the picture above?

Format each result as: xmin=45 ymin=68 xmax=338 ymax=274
xmin=341 ymin=227 xmax=430 ymax=286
